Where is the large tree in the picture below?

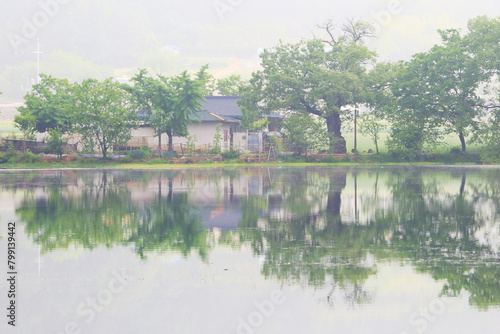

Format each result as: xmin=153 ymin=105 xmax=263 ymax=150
xmin=72 ymin=78 xmax=139 ymax=159
xmin=127 ymin=68 xmax=206 ymax=153
xmin=386 ymin=16 xmax=500 ymax=153
xmin=242 ymin=20 xmax=376 ymax=153
xmin=15 ymin=74 xmax=74 ymax=136
xmin=390 ymin=29 xmax=490 ymax=152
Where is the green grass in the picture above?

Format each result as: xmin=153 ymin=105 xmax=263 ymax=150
xmin=0 ymin=156 xmax=487 ymax=170
xmin=343 ymin=131 xmax=482 ymax=154
xmin=0 ymin=121 xmax=20 ymax=137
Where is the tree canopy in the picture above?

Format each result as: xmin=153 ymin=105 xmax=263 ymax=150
xmin=15 ymin=74 xmax=74 ymax=134
xmin=72 ymin=78 xmax=139 ymax=159
xmin=241 ymin=20 xmax=377 ymax=153
xmin=126 ymin=68 xmax=207 ymax=152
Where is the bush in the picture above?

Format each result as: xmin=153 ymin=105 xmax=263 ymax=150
xmin=221 ymin=149 xmax=241 ymax=160
xmin=128 ymin=148 xmax=149 ymax=160
xmin=277 ymin=154 xmax=306 ymax=163
xmin=22 ymin=149 xmax=40 ymax=163
xmin=8 ymin=155 xmax=23 ymax=163
xmin=162 ymin=150 xmax=178 ymax=159
xmin=210 ymin=146 xmax=221 ymax=155
xmin=450 ymin=147 xmax=463 ymax=154
xmin=480 ymin=145 xmax=500 ymax=164
xmin=320 ymin=156 xmax=340 ymax=163
xmin=44 ymin=128 xmax=67 ymax=157
xmin=120 ymin=156 xmax=133 ymax=163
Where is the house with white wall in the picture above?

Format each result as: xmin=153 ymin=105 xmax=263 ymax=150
xmin=127 ymin=96 xmax=270 ymax=153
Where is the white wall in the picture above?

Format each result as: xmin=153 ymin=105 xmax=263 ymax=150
xmin=127 ymin=122 xmax=253 ymax=152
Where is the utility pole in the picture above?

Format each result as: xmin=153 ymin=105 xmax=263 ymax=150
xmin=354 ymin=107 xmax=358 ymax=153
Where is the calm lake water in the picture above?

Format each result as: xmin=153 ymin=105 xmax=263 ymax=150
xmin=0 ymin=166 xmax=499 ymax=334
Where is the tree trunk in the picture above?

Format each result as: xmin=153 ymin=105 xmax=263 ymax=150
xmin=158 ymin=133 xmax=162 ymax=156
xmin=326 ymin=171 xmax=347 ymax=230
xmin=326 ymin=112 xmax=346 ymax=154
xmin=375 ymin=138 xmax=379 ymax=154
xmin=167 ymin=177 xmax=173 ymax=202
xmin=167 ymin=130 xmax=173 ymax=151
xmin=459 ymin=173 xmax=466 ymax=196
xmin=459 ymin=131 xmax=466 ymax=152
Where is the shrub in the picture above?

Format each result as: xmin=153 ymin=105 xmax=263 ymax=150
xmin=212 ymin=124 xmax=222 ymax=153
xmin=128 ymin=148 xmax=149 ymax=159
xmin=221 ymin=148 xmax=241 ymax=160
xmin=162 ymin=150 xmax=177 ymax=159
xmin=210 ymin=146 xmax=221 ymax=155
xmin=480 ymin=145 xmax=500 ymax=164
xmin=277 ymin=154 xmax=306 ymax=163
xmin=320 ymin=156 xmax=339 ymax=163
xmin=22 ymin=149 xmax=40 ymax=163
xmin=120 ymin=156 xmax=133 ymax=163
xmin=450 ymin=147 xmax=463 ymax=154
xmin=185 ymin=134 xmax=197 ymax=156
xmin=8 ymin=156 xmax=23 ymax=163
xmin=44 ymin=128 xmax=67 ymax=157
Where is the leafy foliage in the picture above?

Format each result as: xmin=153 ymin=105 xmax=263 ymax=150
xmin=129 ymin=148 xmax=150 ymax=160
xmin=216 ymin=74 xmax=242 ymax=95
xmin=72 ymin=78 xmax=139 ymax=159
xmin=220 ymin=148 xmax=241 ymax=160
xmin=16 ymin=74 xmax=74 ymax=133
xmin=281 ymin=113 xmax=329 ymax=155
xmin=126 ymin=67 xmax=207 ymax=152
xmin=358 ymin=113 xmax=384 ymax=153
xmin=212 ymin=124 xmax=223 ymax=154
xmin=241 ymin=20 xmax=377 ymax=153
xmin=44 ymin=128 xmax=67 ymax=158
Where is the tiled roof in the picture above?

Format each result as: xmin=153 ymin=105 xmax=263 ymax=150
xmin=200 ymin=96 xmax=243 ymax=118
xmin=190 ymin=111 xmax=239 ymax=123
xmin=136 ymin=96 xmax=281 ymax=122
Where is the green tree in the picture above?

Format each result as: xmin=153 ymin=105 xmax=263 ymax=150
xmin=212 ymin=123 xmax=222 ymax=154
xmin=16 ymin=74 xmax=74 ymax=134
xmin=14 ymin=112 xmax=36 ymax=140
xmin=72 ymin=78 xmax=139 ymax=159
xmin=127 ymin=68 xmax=206 ymax=152
xmin=242 ymin=20 xmax=376 ymax=153
xmin=389 ymin=18 xmax=500 ymax=152
xmin=216 ymin=74 xmax=242 ymax=95
xmin=358 ymin=113 xmax=384 ymax=153
xmin=44 ymin=128 xmax=67 ymax=158
xmin=281 ymin=113 xmax=328 ymax=155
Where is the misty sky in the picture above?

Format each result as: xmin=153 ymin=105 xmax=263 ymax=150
xmin=1 ymin=0 xmax=500 ymax=96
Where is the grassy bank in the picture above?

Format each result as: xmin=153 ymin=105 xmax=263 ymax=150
xmin=0 ymin=151 xmax=492 ymax=170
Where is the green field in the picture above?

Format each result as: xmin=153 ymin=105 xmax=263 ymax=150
xmin=343 ymin=131 xmax=482 ymax=154
xmin=0 ymin=121 xmax=20 ymax=137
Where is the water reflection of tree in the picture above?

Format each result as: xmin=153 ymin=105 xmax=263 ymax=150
xmin=128 ymin=183 xmax=210 ymax=260
xmin=236 ymin=168 xmax=499 ymax=309
xmin=11 ymin=168 xmax=500 ymax=309
xmin=239 ymin=170 xmax=378 ymax=307
xmin=16 ymin=171 xmax=210 ymax=260
xmin=373 ymin=169 xmax=500 ymax=310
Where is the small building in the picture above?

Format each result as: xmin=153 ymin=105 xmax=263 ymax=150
xmin=127 ymin=96 xmax=276 ymax=153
